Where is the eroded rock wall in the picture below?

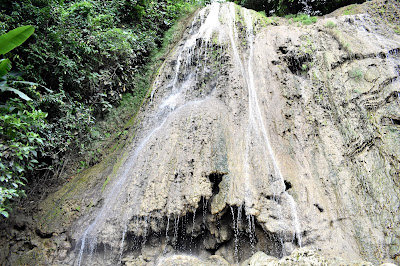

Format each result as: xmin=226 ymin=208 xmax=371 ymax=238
xmin=1 ymin=1 xmax=400 ymax=265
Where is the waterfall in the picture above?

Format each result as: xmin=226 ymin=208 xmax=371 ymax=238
xmin=74 ymin=3 xmax=227 ymax=265
xmin=4 ymin=2 xmax=400 ymax=266
xmin=229 ymin=3 xmax=302 ymax=247
xmin=74 ymin=2 xmax=303 ymax=264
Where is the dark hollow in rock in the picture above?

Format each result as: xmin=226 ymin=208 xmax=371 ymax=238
xmin=314 ymin=203 xmax=324 ymax=213
xmin=381 ymin=117 xmax=400 ymax=126
xmin=76 ymin=198 xmax=295 ymax=265
xmin=283 ymin=51 xmax=313 ymax=76
xmin=208 ymin=172 xmax=224 ymax=195
xmin=284 ymin=180 xmax=292 ymax=191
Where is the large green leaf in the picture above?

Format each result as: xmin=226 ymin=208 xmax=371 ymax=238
xmin=0 ymin=26 xmax=35 ymax=55
xmin=0 ymin=210 xmax=9 ymax=218
xmin=0 ymin=86 xmax=32 ymax=101
xmin=0 ymin=59 xmax=11 ymax=77
xmin=11 ymin=80 xmax=53 ymax=92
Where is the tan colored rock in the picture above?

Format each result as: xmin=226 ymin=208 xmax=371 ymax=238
xmin=4 ymin=1 xmax=400 ymax=266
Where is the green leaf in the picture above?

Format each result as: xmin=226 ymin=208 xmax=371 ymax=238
xmin=0 ymin=26 xmax=35 ymax=55
xmin=11 ymin=81 xmax=51 ymax=92
xmin=0 ymin=59 xmax=11 ymax=77
xmin=2 ymin=87 xmax=32 ymax=101
xmin=0 ymin=211 xmax=8 ymax=218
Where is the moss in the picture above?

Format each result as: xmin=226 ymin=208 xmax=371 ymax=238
xmin=343 ymin=4 xmax=357 ymax=15
xmin=349 ymin=68 xmax=364 ymax=81
xmin=101 ymin=149 xmax=129 ymax=192
xmin=211 ymin=31 xmax=219 ymax=45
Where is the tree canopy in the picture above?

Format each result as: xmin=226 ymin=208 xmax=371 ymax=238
xmin=231 ymin=0 xmax=366 ymax=16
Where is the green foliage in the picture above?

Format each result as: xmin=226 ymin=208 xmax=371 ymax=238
xmin=0 ymin=0 xmax=204 ymax=217
xmin=229 ymin=0 xmax=366 ymax=16
xmin=0 ymin=99 xmax=46 ymax=217
xmin=343 ymin=4 xmax=357 ymax=15
xmin=1 ymin=0 xmax=201 ymax=115
xmin=0 ymin=26 xmax=39 ymax=217
xmin=0 ymin=26 xmax=35 ymax=55
xmin=325 ymin=20 xmax=336 ymax=28
xmin=0 ymin=26 xmax=35 ymax=101
xmin=286 ymin=13 xmax=317 ymax=25
xmin=349 ymin=68 xmax=364 ymax=81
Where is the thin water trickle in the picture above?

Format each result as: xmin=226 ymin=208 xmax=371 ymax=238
xmin=227 ymin=4 xmax=302 ymax=248
xmin=247 ymin=214 xmax=256 ymax=252
xmin=189 ymin=208 xmax=196 ymax=254
xmin=164 ymin=216 xmax=171 ymax=255
xmin=230 ymin=206 xmax=239 ymax=263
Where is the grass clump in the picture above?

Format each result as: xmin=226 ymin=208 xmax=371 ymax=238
xmin=325 ymin=20 xmax=336 ymax=28
xmin=256 ymin=10 xmax=277 ymax=26
xmin=329 ymin=29 xmax=352 ymax=53
xmin=343 ymin=4 xmax=357 ymax=15
xmin=286 ymin=13 xmax=317 ymax=25
xmin=349 ymin=68 xmax=364 ymax=81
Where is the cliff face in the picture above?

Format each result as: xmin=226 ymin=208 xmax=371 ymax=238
xmin=1 ymin=1 xmax=400 ymax=265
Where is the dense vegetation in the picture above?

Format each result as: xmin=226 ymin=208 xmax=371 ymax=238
xmin=0 ymin=0 xmax=207 ymax=217
xmin=230 ymin=0 xmax=366 ymax=15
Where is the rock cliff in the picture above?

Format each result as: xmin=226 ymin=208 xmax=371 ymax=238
xmin=1 ymin=1 xmax=399 ymax=265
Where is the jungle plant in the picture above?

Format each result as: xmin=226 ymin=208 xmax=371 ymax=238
xmin=0 ymin=26 xmax=35 ymax=101
xmin=0 ymin=25 xmax=42 ymax=217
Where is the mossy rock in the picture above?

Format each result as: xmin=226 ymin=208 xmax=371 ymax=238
xmin=34 ymin=149 xmax=124 ymax=235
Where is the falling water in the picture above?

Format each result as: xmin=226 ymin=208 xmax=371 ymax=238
xmin=228 ymin=4 xmax=302 ymax=247
xmin=300 ymin=0 xmax=313 ymax=16
xmin=75 ymin=2 xmax=305 ymax=264
xmin=244 ymin=7 xmax=302 ymax=248
xmin=230 ymin=206 xmax=240 ymax=262
xmin=75 ymin=3 xmax=223 ymax=264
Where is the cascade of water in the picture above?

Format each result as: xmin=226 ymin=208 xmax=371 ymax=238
xmin=118 ymin=223 xmax=127 ymax=264
xmin=75 ymin=3 xmax=226 ymax=263
xmin=227 ymin=3 xmax=256 ymax=215
xmin=76 ymin=98 xmax=210 ymax=265
xmin=164 ymin=215 xmax=171 ymax=254
xmin=227 ymin=4 xmax=302 ymax=249
xmin=300 ymin=0 xmax=313 ymax=16
xmin=230 ymin=206 xmax=240 ymax=263
xmin=189 ymin=208 xmax=196 ymax=254
xmin=246 ymin=214 xmax=256 ymax=252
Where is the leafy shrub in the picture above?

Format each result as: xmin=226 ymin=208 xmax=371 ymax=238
xmin=325 ymin=20 xmax=336 ymax=28
xmin=349 ymin=68 xmax=364 ymax=81
xmin=0 ymin=26 xmax=38 ymax=217
xmin=0 ymin=98 xmax=46 ymax=217
xmin=286 ymin=13 xmax=317 ymax=25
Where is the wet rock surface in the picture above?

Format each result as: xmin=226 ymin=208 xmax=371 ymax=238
xmin=1 ymin=1 xmax=400 ymax=265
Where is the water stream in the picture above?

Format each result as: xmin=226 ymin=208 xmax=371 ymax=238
xmin=75 ymin=2 xmax=303 ymax=264
xmin=75 ymin=3 xmax=223 ymax=264
xmin=229 ymin=4 xmax=302 ymax=248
